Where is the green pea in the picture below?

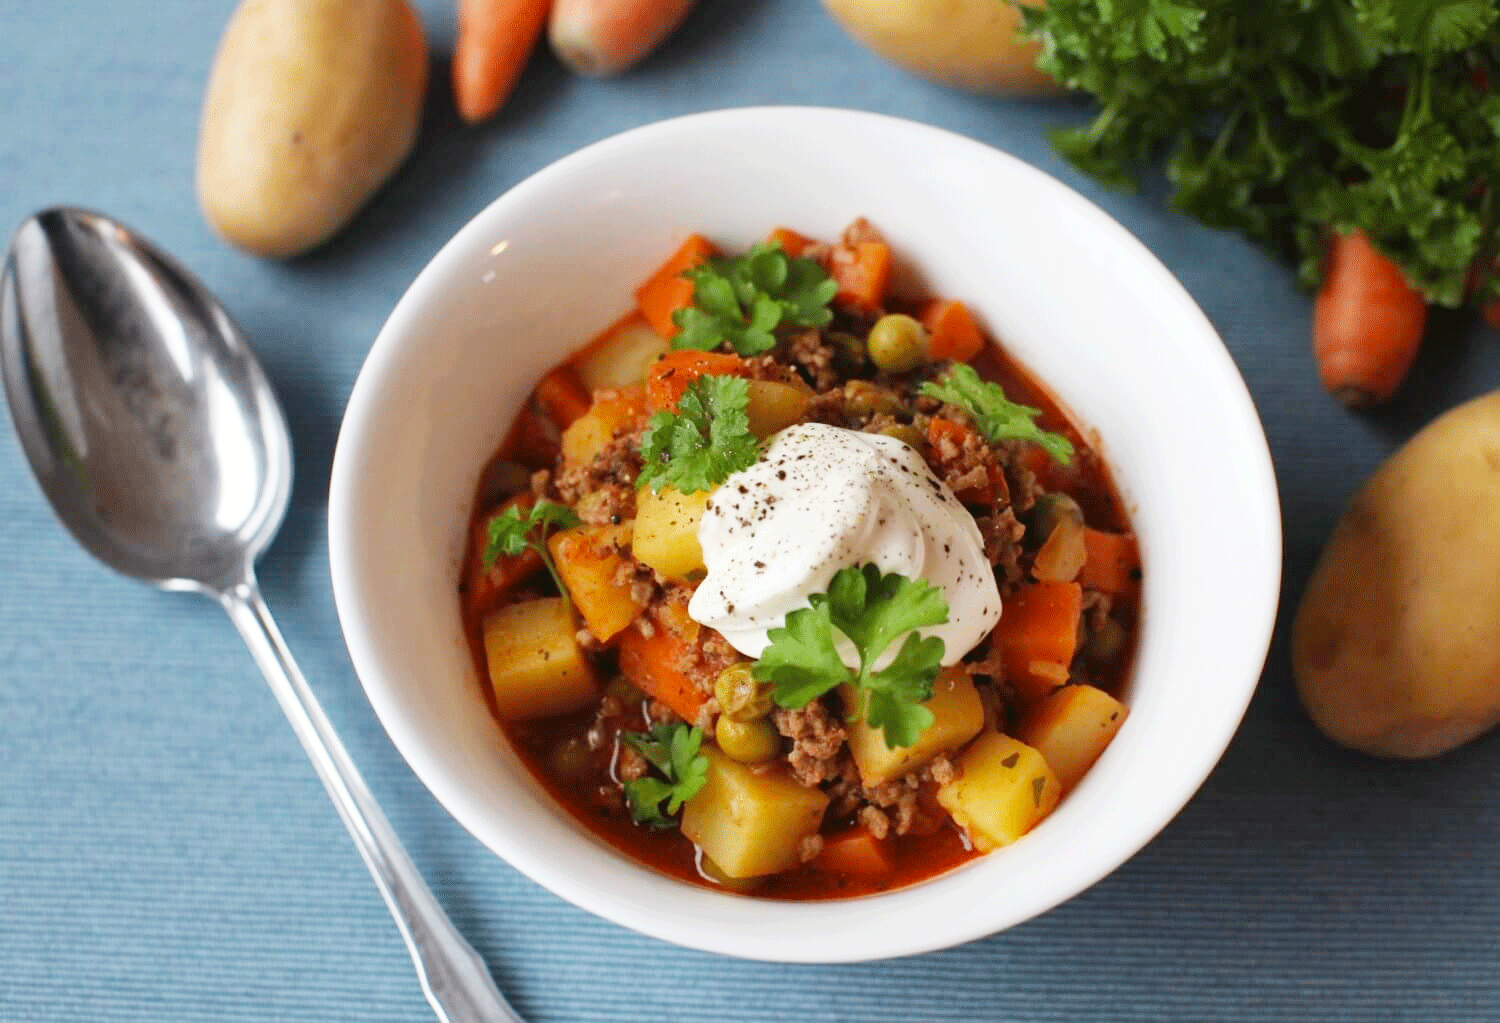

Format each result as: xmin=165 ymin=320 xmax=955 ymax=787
xmin=867 ymin=314 xmax=928 ymax=373
xmin=714 ymin=664 xmax=773 ymax=722
xmin=828 ymin=331 xmax=868 ymax=374
xmin=1084 ymin=616 xmax=1129 ymax=668
xmin=878 ymin=423 xmax=926 ymax=450
xmin=715 ymin=716 xmax=781 ymax=764
xmin=1028 ymin=492 xmax=1084 ymax=544
xmin=842 ymin=380 xmax=904 ymax=420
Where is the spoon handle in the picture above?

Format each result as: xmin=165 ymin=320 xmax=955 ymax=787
xmin=220 ymin=580 xmax=524 ymax=1023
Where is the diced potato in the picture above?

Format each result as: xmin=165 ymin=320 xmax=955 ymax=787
xmin=745 ymin=379 xmax=811 ymax=439
xmin=937 ymin=731 xmax=1060 ymax=852
xmin=560 ymin=388 xmax=646 ymax=470
xmin=843 ymin=666 xmax=985 ymax=786
xmin=681 ymin=748 xmax=830 ymax=879
xmin=546 ymin=523 xmax=644 ymax=642
xmin=1015 ymin=684 xmax=1128 ymax=791
xmin=482 ymin=597 xmax=598 ymax=721
xmin=574 ymin=315 xmax=668 ymax=392
xmin=633 ymin=486 xmax=710 ymax=579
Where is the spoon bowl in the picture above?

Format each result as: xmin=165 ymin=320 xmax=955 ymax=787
xmin=1 ymin=208 xmax=290 ymax=593
xmin=0 ymin=207 xmax=518 ymax=1023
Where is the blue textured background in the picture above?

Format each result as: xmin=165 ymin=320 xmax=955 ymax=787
xmin=4 ymin=2 xmax=1499 ymax=1021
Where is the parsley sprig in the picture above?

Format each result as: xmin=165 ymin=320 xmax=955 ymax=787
xmin=1023 ymin=0 xmax=1500 ymax=308
xmin=921 ymin=364 xmax=1074 ymax=465
xmin=753 ymin=565 xmax=950 ymax=749
xmin=620 ymin=721 xmax=710 ymax=829
xmin=482 ymin=499 xmax=581 ymax=600
xmin=637 ymin=374 xmax=760 ymax=494
xmin=673 ymin=242 xmax=839 ymax=355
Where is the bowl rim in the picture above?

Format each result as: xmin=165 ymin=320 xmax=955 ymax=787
xmin=328 ymin=104 xmax=1283 ymax=961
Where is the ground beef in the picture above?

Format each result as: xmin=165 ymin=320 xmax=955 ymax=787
xmin=785 ymin=329 xmax=841 ymax=391
xmin=926 ymin=754 xmax=956 ymax=786
xmin=927 ymin=413 xmax=1007 ymax=509
xmin=575 ymin=484 xmax=636 ymax=526
xmin=797 ymin=833 xmax=825 ymax=863
xmin=553 ymin=431 xmax=642 ymax=505
xmin=997 ymin=441 xmax=1042 ymax=514
xmin=976 ymin=508 xmax=1026 ymax=589
xmin=859 ymin=805 xmax=891 ymax=840
xmin=772 ymin=700 xmax=848 ymax=786
xmin=801 ymin=387 xmax=850 ymax=427
xmin=616 ymin=742 xmax=648 ymax=782
xmin=613 ymin=559 xmax=659 ymax=610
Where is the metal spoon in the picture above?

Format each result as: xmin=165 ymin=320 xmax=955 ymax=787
xmin=0 ymin=208 xmax=522 ymax=1023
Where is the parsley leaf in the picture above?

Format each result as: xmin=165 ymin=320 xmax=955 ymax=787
xmin=620 ymin=721 xmax=710 ymax=829
xmin=637 ymin=374 xmax=760 ymax=493
xmin=920 ymin=364 xmax=1074 ymax=465
xmin=1023 ymin=0 xmax=1500 ymax=309
xmin=753 ymin=565 xmax=949 ymax=749
xmin=482 ymin=499 xmax=581 ymax=601
xmin=672 ymin=242 xmax=839 ymax=355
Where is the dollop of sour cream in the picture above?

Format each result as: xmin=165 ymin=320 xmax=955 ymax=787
xmin=687 ymin=422 xmax=1002 ymax=668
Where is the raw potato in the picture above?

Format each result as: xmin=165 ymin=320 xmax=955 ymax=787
xmin=1294 ymin=390 xmax=1500 ymax=758
xmin=822 ymin=0 xmax=1060 ymax=95
xmin=196 ymin=0 xmax=428 ymax=257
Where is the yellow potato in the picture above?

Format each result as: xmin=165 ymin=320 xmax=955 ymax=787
xmin=196 ymin=0 xmax=428 ymax=258
xmin=822 ymin=0 xmax=1060 ymax=96
xmin=1294 ymin=390 xmax=1500 ymax=758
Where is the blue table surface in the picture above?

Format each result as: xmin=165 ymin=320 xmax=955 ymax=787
xmin=4 ymin=3 xmax=1500 ymax=1021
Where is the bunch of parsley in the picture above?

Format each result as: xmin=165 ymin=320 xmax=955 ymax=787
xmin=1022 ymin=0 xmax=1500 ymax=307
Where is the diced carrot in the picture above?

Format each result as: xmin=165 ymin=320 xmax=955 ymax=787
xmin=995 ymin=581 xmax=1083 ymax=705
xmin=813 ymin=828 xmax=894 ymax=878
xmin=1079 ymin=528 xmax=1141 ymax=597
xmin=466 ymin=494 xmax=544 ymax=616
xmin=616 ymin=623 xmax=708 ymax=721
xmin=644 ymin=349 xmax=752 ymax=411
xmin=534 ymin=365 xmax=593 ymax=431
xmin=636 ymin=234 xmax=718 ymax=339
xmin=767 ymin=227 xmax=818 ymax=258
xmin=828 ymin=241 xmax=891 ymax=310
xmin=921 ymin=300 xmax=986 ymax=363
xmin=925 ymin=418 xmax=1005 ymax=506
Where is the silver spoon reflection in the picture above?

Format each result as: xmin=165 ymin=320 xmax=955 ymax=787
xmin=0 ymin=208 xmax=522 ymax=1023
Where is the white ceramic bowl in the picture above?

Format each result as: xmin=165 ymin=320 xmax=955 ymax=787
xmin=329 ymin=106 xmax=1281 ymax=962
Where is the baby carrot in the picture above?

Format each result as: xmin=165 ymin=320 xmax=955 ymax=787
xmin=453 ymin=0 xmax=551 ymax=124
xmin=1312 ymin=229 xmax=1426 ymax=407
xmin=548 ymin=0 xmax=698 ymax=76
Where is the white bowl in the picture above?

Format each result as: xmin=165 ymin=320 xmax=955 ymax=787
xmin=328 ymin=106 xmax=1281 ymax=962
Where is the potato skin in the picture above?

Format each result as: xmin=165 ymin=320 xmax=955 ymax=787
xmin=822 ymin=0 xmax=1061 ymax=96
xmin=196 ymin=0 xmax=428 ymax=258
xmin=1293 ymin=390 xmax=1500 ymax=758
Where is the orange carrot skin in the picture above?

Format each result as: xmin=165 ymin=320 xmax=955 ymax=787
xmin=453 ymin=0 xmax=551 ymax=124
xmin=1313 ymin=229 xmax=1426 ymax=407
xmin=534 ymin=365 xmax=593 ymax=430
xmin=548 ymin=0 xmax=698 ymax=76
xmin=644 ymin=349 xmax=751 ymax=411
xmin=616 ymin=623 xmax=707 ymax=721
xmin=813 ymin=829 xmax=894 ymax=877
xmin=828 ymin=241 xmax=891 ymax=310
xmin=768 ymin=227 xmax=818 ymax=258
xmin=1078 ymin=528 xmax=1141 ymax=597
xmin=921 ymin=299 xmax=985 ymax=363
xmin=636 ymin=234 xmax=718 ymax=339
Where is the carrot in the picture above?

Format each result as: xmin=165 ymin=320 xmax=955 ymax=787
xmin=548 ymin=0 xmax=698 ymax=76
xmin=813 ymin=829 xmax=894 ymax=878
xmin=1312 ymin=229 xmax=1426 ymax=407
xmin=1485 ymin=298 xmax=1500 ymax=332
xmin=920 ymin=299 xmax=986 ymax=363
xmin=452 ymin=0 xmax=551 ymax=125
xmin=768 ymin=227 xmax=818 ymax=258
xmin=616 ymin=623 xmax=708 ymax=721
xmin=994 ymin=581 xmax=1083 ymax=705
xmin=644 ymin=349 xmax=751 ymax=411
xmin=1078 ymin=528 xmax=1141 ymax=597
xmin=533 ymin=365 xmax=592 ymax=430
xmin=828 ymin=241 xmax=891 ymax=310
xmin=636 ymin=234 xmax=718 ymax=339
xmin=466 ymin=494 xmax=544 ymax=616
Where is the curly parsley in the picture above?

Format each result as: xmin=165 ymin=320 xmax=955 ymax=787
xmin=921 ymin=364 xmax=1074 ymax=465
xmin=673 ymin=242 xmax=839 ymax=355
xmin=482 ymin=499 xmax=581 ymax=599
xmin=637 ymin=374 xmax=760 ymax=494
xmin=1023 ymin=0 xmax=1500 ymax=308
xmin=620 ymin=721 xmax=710 ymax=829
xmin=753 ymin=564 xmax=950 ymax=749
